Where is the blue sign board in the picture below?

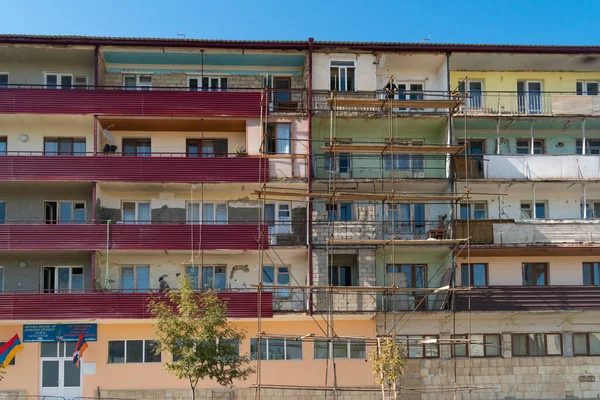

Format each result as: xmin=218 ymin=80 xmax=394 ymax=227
xmin=23 ymin=324 xmax=97 ymax=342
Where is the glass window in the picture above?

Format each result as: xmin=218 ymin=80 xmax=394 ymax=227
xmin=123 ymin=139 xmax=151 ymax=156
xmin=583 ymin=263 xmax=600 ymax=285
xmin=250 ymin=338 xmax=302 ymax=361
xmin=144 ymin=340 xmax=161 ymax=363
xmin=44 ymin=138 xmax=86 ymax=156
xmin=121 ymin=267 xmax=134 ymax=292
xmin=516 ymin=139 xmax=545 ymax=155
xmin=520 ymin=201 xmax=546 ymax=219
xmin=0 ymin=137 xmax=6 ymax=155
xmin=71 ymin=267 xmax=83 ymax=292
xmin=512 ymin=333 xmax=562 ymax=356
xmin=0 ymin=74 xmax=8 ymax=88
xmin=136 ymin=266 xmax=149 ymax=292
xmin=330 ymin=265 xmax=353 ymax=286
xmin=330 ymin=61 xmax=356 ymax=91
xmin=202 ymin=266 xmax=226 ymax=290
xmin=522 ymin=263 xmax=549 ymax=286
xmin=460 ymin=264 xmax=487 ymax=286
xmin=460 ymin=203 xmax=487 ymax=220
xmin=126 ymin=340 xmax=143 ymax=363
xmin=266 ymin=123 xmax=292 ymax=154
xmin=452 ymin=334 xmax=500 ymax=357
xmin=0 ymin=202 xmax=6 ymax=224
xmin=108 ymin=341 xmax=125 ymax=363
xmin=398 ymin=336 xmax=439 ymax=359
xmin=186 ymin=266 xmax=199 ymax=289
xmin=314 ymin=341 xmax=329 ymax=359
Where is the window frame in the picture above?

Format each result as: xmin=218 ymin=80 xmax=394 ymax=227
xmin=516 ymin=138 xmax=545 ymax=155
xmin=583 ymin=262 xmax=600 ymax=285
xmin=459 ymin=202 xmax=487 ymax=220
xmin=329 ymin=60 xmax=356 ymax=92
xmin=0 ymin=136 xmax=6 ymax=155
xmin=43 ymin=137 xmax=87 ymax=156
xmin=511 ymin=333 xmax=563 ymax=357
xmin=186 ymin=138 xmax=228 ymax=157
xmin=396 ymin=335 xmax=439 ymax=359
xmin=313 ymin=340 xmax=367 ymax=360
xmin=573 ymin=332 xmax=600 ymax=356
xmin=121 ymin=201 xmax=151 ymax=225
xmin=522 ymin=262 xmax=549 ymax=286
xmin=44 ymin=72 xmax=74 ymax=89
xmin=0 ymin=73 xmax=8 ymax=88
xmin=387 ymin=203 xmax=426 ymax=234
xmin=520 ymin=200 xmax=548 ymax=219
xmin=383 ymin=140 xmax=424 ymax=171
xmin=250 ymin=338 xmax=303 ymax=361
xmin=120 ymin=265 xmax=150 ymax=293
xmin=266 ymin=122 xmax=292 ymax=155
xmin=576 ymin=139 xmax=600 ymax=155
xmin=324 ymin=140 xmax=352 ymax=174
xmin=122 ymin=138 xmax=151 ymax=156
xmin=451 ymin=334 xmax=502 ymax=358
xmin=262 ymin=265 xmax=291 ymax=298
xmin=188 ymin=76 xmax=228 ymax=92
xmin=0 ymin=201 xmax=5 ymax=224
xmin=40 ymin=266 xmax=84 ymax=293
xmin=329 ymin=265 xmax=354 ymax=287
xmin=458 ymin=80 xmax=484 ymax=109
xmin=122 ymin=74 xmax=153 ymax=90
xmin=460 ymin=263 xmax=488 ymax=287
xmin=43 ymin=200 xmax=86 ymax=225
xmin=186 ymin=201 xmax=228 ymax=225
xmin=107 ymin=339 xmax=161 ymax=363
xmin=201 ymin=265 xmax=227 ymax=290
xmin=326 ymin=202 xmax=354 ymax=222
xmin=576 ymin=81 xmax=600 ymax=96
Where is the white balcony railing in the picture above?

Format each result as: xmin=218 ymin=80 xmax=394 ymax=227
xmin=484 ymin=155 xmax=600 ymax=180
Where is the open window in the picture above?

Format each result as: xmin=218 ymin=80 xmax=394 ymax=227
xmin=44 ymin=201 xmax=86 ymax=224
xmin=330 ymin=61 xmax=355 ymax=91
xmin=42 ymin=267 xmax=84 ymax=293
xmin=266 ymin=123 xmax=291 ymax=154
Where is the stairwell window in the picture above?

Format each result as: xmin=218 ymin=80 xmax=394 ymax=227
xmin=583 ymin=263 xmax=600 ymax=285
xmin=266 ymin=123 xmax=291 ymax=154
xmin=452 ymin=334 xmax=501 ymax=357
xmin=520 ymin=201 xmax=547 ymax=219
xmin=251 ymin=338 xmax=302 ymax=360
xmin=512 ymin=333 xmax=562 ymax=356
xmin=576 ymin=81 xmax=599 ymax=96
xmin=522 ymin=263 xmax=549 ymax=286
xmin=516 ymin=139 xmax=545 ymax=155
xmin=576 ymin=139 xmax=600 ymax=155
xmin=573 ymin=333 xmax=600 ymax=355
xmin=123 ymin=75 xmax=152 ymax=90
xmin=330 ymin=61 xmax=355 ymax=91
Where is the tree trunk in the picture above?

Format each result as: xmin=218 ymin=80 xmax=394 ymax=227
xmin=189 ymin=377 xmax=196 ymax=400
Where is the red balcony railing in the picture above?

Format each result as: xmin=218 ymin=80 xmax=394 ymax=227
xmin=0 ymin=291 xmax=273 ymax=320
xmin=0 ymin=223 xmax=268 ymax=251
xmin=0 ymin=86 xmax=265 ymax=117
xmin=0 ymin=153 xmax=269 ymax=183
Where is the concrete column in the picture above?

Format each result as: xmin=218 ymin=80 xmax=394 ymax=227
xmin=439 ymin=332 xmax=452 ymax=360
xmin=563 ymin=331 xmax=574 ymax=357
xmin=502 ymin=332 xmax=512 ymax=358
xmin=582 ymin=118 xmax=587 ymax=154
xmin=530 ymin=119 xmax=535 ymax=155
xmin=357 ymin=248 xmax=376 ymax=286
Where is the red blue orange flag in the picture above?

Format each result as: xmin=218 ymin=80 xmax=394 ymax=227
xmin=0 ymin=334 xmax=23 ymax=368
xmin=72 ymin=334 xmax=88 ymax=367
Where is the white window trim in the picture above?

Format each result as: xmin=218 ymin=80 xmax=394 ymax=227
xmin=42 ymin=200 xmax=87 ymax=223
xmin=108 ymin=339 xmax=159 ymax=364
xmin=578 ymin=81 xmax=599 ymax=95
xmin=40 ymin=266 xmax=84 ymax=292
xmin=44 ymin=72 xmax=74 ymax=89
xmin=186 ymin=201 xmax=228 ymax=224
xmin=120 ymin=265 xmax=150 ymax=291
xmin=121 ymin=201 xmax=151 ymax=224
xmin=460 ymin=201 xmax=488 ymax=220
xmin=187 ymin=75 xmax=228 ymax=91
xmin=252 ymin=338 xmax=302 ymax=361
xmin=516 ymin=138 xmax=545 ymax=155
xmin=329 ymin=60 xmax=356 ymax=92
xmin=122 ymin=74 xmax=153 ymax=90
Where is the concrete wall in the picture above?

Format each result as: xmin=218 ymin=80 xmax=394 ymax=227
xmin=0 ymin=182 xmax=94 ymax=222
xmin=376 ymin=53 xmax=448 ymax=93
xmin=483 ymin=155 xmax=600 ymax=180
xmin=493 ymin=220 xmax=600 ymax=245
xmin=0 ymin=251 xmax=91 ymax=292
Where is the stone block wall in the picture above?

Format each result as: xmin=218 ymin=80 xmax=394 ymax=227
xmin=312 ymin=204 xmax=380 ymax=245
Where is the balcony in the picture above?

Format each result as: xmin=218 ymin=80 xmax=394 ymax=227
xmin=455 ymin=155 xmax=600 ymax=181
xmin=0 ymin=223 xmax=268 ymax=251
xmin=313 ymin=154 xmax=450 ymax=180
xmin=455 ymin=219 xmax=600 ymax=246
xmin=455 ymin=286 xmax=600 ymax=312
xmin=457 ymin=91 xmax=600 ymax=117
xmin=0 ymin=291 xmax=273 ymax=320
xmin=0 ymin=86 xmax=266 ymax=117
xmin=0 ymin=153 xmax=269 ymax=183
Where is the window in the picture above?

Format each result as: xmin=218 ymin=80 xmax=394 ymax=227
xmin=460 ymin=264 xmax=488 ymax=287
xmin=123 ymin=75 xmax=152 ymax=90
xmin=120 ymin=266 xmax=150 ymax=293
xmin=188 ymin=76 xmax=228 ymax=91
xmin=185 ymin=266 xmax=199 ymax=289
xmin=516 ymin=139 xmax=545 ymax=155
xmin=44 ymin=138 xmax=86 ymax=156
xmin=386 ymin=265 xmax=426 ymax=288
xmin=458 ymin=81 xmax=484 ymax=109
xmin=0 ymin=202 xmax=5 ymax=224
xmin=0 ymin=73 xmax=8 ymax=88
xmin=186 ymin=139 xmax=228 ymax=157
xmin=262 ymin=266 xmax=290 ymax=298
xmin=520 ymin=201 xmax=547 ymax=219
xmin=577 ymin=81 xmax=599 ymax=96
xmin=45 ymin=73 xmax=73 ymax=89
xmin=122 ymin=138 xmax=151 ymax=156
xmin=452 ymin=334 xmax=501 ymax=358
xmin=330 ymin=61 xmax=355 ymax=91
xmin=324 ymin=140 xmax=351 ymax=174
xmin=522 ymin=263 xmax=549 ymax=286
xmin=0 ymin=137 xmax=5 ymax=155
xmin=459 ymin=202 xmax=487 ymax=220
xmin=576 ymin=139 xmax=600 ymax=155
xmin=581 ymin=200 xmax=600 ymax=218
xmin=0 ymin=267 xmax=4 ymax=293
xmin=583 ymin=263 xmax=600 ymax=285
xmin=397 ymin=335 xmax=439 ymax=359
xmin=122 ymin=201 xmax=151 ymax=224
xmin=250 ymin=338 xmax=302 ymax=360
xmin=266 ymin=123 xmax=291 ymax=154
xmin=314 ymin=340 xmax=366 ymax=359
xmin=202 ymin=266 xmax=226 ymax=290
xmin=173 ymin=338 xmax=240 ymax=362
xmin=44 ymin=201 xmax=86 ymax=224
xmin=388 ymin=203 xmax=425 ymax=234
xmin=512 ymin=333 xmax=562 ymax=356
xmin=327 ymin=203 xmax=353 ymax=222
xmin=186 ymin=202 xmax=227 ymax=225
xmin=573 ymin=333 xmax=600 ymax=356
xmin=108 ymin=340 xmax=160 ymax=363
xmin=384 ymin=141 xmax=424 ymax=171
xmin=0 ymin=340 xmax=15 ymax=365
xmin=329 ymin=265 xmax=354 ymax=286
xmin=264 ymin=203 xmax=291 ymax=238
xmin=42 ymin=267 xmax=84 ymax=293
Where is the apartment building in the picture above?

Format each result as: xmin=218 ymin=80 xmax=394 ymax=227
xmin=0 ymin=35 xmax=599 ymax=400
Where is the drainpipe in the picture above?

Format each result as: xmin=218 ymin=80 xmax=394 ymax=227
xmin=307 ymin=37 xmax=314 ymax=315
xmin=94 ymin=45 xmax=99 ymax=89
xmin=93 ymin=115 xmax=98 ymax=156
xmin=445 ymin=52 xmax=455 ymax=234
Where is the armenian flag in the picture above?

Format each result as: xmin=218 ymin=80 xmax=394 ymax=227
xmin=72 ymin=334 xmax=88 ymax=367
xmin=0 ymin=334 xmax=23 ymax=368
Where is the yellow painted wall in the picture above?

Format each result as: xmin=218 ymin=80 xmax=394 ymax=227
xmin=450 ymin=71 xmax=600 ymax=92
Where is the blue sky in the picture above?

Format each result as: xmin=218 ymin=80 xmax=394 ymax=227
xmin=1 ymin=0 xmax=599 ymax=45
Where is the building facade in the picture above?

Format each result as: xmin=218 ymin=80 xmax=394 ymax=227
xmin=0 ymin=35 xmax=599 ymax=400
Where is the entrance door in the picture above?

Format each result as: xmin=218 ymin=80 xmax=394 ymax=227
xmin=40 ymin=342 xmax=82 ymax=400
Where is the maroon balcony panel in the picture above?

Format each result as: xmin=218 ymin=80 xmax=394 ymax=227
xmin=455 ymin=286 xmax=600 ymax=312
xmin=0 ymin=88 xmax=263 ymax=117
xmin=0 ymin=292 xmax=273 ymax=320
xmin=0 ymin=224 xmax=268 ymax=251
xmin=0 ymin=156 xmax=269 ymax=183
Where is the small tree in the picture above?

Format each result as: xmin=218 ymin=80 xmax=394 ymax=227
xmin=149 ymin=274 xmax=255 ymax=400
xmin=370 ymin=337 xmax=406 ymax=400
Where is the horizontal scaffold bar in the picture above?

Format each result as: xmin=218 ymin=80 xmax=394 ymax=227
xmin=252 ymin=190 xmax=465 ymax=202
xmin=250 ymin=284 xmax=470 ymax=292
xmin=327 ymin=238 xmax=468 ymax=246
xmin=319 ymin=143 xmax=465 ymax=155
xmin=326 ymin=97 xmax=464 ymax=110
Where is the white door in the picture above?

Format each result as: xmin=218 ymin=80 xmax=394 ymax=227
xmin=40 ymin=342 xmax=82 ymax=400
xmin=277 ymin=204 xmax=291 ymax=234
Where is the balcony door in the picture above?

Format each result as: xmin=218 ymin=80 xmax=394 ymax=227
xmin=273 ymin=77 xmax=292 ymax=111
xmin=40 ymin=342 xmax=82 ymax=400
xmin=265 ymin=203 xmax=291 ymax=244
xmin=42 ymin=267 xmax=84 ymax=293
xmin=517 ymin=81 xmax=543 ymax=114
xmin=458 ymin=81 xmax=483 ymax=110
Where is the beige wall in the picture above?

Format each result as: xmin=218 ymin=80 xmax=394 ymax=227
xmin=312 ymin=53 xmax=377 ymax=91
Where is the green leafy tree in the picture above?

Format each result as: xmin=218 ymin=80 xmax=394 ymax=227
xmin=149 ymin=274 xmax=255 ymax=400
xmin=370 ymin=337 xmax=406 ymax=400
